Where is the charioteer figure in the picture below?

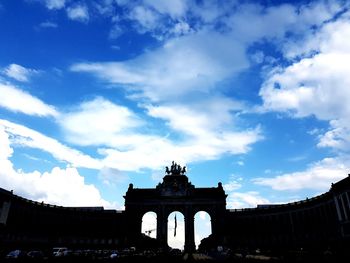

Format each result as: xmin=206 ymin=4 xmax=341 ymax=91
xmin=165 ymin=161 xmax=187 ymax=175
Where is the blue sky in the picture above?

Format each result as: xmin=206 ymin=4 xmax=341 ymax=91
xmin=1 ymin=0 xmax=350 ymax=246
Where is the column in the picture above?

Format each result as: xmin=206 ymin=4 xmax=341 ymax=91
xmin=156 ymin=207 xmax=168 ymax=250
xmin=184 ymin=208 xmax=195 ymax=252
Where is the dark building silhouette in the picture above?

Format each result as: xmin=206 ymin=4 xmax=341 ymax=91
xmin=1 ymin=162 xmax=350 ymax=254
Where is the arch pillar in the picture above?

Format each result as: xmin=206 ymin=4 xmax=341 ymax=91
xmin=184 ymin=207 xmax=195 ymax=252
xmin=156 ymin=206 xmax=168 ymax=249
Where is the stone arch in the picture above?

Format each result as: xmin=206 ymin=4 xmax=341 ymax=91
xmin=194 ymin=211 xmax=212 ymax=249
xmin=141 ymin=211 xmax=157 ymax=238
xmin=167 ymin=211 xmax=185 ymax=250
xmin=124 ymin=167 xmax=227 ymax=252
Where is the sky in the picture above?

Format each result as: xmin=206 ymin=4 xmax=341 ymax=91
xmin=1 ymin=0 xmax=350 ymax=249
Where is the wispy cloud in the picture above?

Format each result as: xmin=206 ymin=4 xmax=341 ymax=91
xmin=0 ymin=119 xmax=101 ymax=169
xmin=2 ymin=64 xmax=39 ymax=82
xmin=253 ymin=157 xmax=349 ymax=191
xmin=38 ymin=21 xmax=58 ymax=28
xmin=71 ymin=31 xmax=249 ymax=102
xmin=0 ymin=82 xmax=58 ymax=117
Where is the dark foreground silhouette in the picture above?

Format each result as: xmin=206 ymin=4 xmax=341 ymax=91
xmin=1 ymin=249 xmax=348 ymax=263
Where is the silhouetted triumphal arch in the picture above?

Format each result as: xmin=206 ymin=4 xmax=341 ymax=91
xmin=124 ymin=162 xmax=227 ymax=252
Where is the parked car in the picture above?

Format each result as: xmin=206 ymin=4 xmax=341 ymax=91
xmin=110 ymin=250 xmax=119 ymax=259
xmin=52 ymin=247 xmax=68 ymax=257
xmin=6 ymin=250 xmax=26 ymax=259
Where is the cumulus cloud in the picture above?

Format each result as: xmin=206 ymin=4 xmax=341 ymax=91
xmin=0 ymin=82 xmax=58 ymax=117
xmin=0 ymin=126 xmax=110 ymax=207
xmin=260 ymin=11 xmax=350 ymax=153
xmin=2 ymin=64 xmax=39 ymax=82
xmin=253 ymin=157 xmax=349 ymax=191
xmin=67 ymin=4 xmax=89 ymax=23
xmin=58 ymin=97 xmax=142 ymax=147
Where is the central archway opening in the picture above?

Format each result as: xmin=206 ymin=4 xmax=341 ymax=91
xmin=167 ymin=211 xmax=185 ymax=250
xmin=141 ymin=211 xmax=157 ymax=239
xmin=195 ymin=211 xmax=212 ymax=250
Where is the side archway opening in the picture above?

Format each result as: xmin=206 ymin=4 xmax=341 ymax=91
xmin=195 ymin=211 xmax=212 ymax=249
xmin=141 ymin=211 xmax=157 ymax=239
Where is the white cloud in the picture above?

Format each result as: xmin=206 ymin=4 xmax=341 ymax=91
xmin=223 ymin=180 xmax=242 ymax=192
xmin=222 ymin=175 xmax=269 ymax=209
xmin=237 ymin=160 xmax=244 ymax=166
xmin=57 ymin=99 xmax=260 ymax=172
xmin=67 ymin=5 xmax=270 ymax=174
xmin=39 ymin=21 xmax=58 ymax=28
xmin=67 ymin=4 xmax=89 ymax=23
xmin=171 ymin=21 xmax=192 ymax=36
xmin=0 ymin=125 xmax=110 ymax=207
xmin=253 ymin=157 xmax=349 ymax=191
xmin=117 ymin=0 xmax=187 ymax=36
xmin=129 ymin=5 xmax=160 ymax=31
xmin=45 ymin=0 xmax=65 ymax=10
xmin=226 ymin=1 xmax=342 ymax=44
xmin=94 ymin=0 xmax=115 ymax=16
xmin=109 ymin=23 xmax=123 ymax=39
xmin=60 ymin=100 xmax=261 ymax=171
xmin=260 ymin=52 xmax=350 ymax=120
xmin=71 ymin=32 xmax=249 ymax=101
xmin=227 ymin=191 xmax=270 ymax=209
xmin=98 ymin=166 xmax=129 ymax=186
xmin=58 ymin=97 xmax=142 ymax=147
xmin=2 ymin=64 xmax=38 ymax=82
xmin=146 ymin=98 xmax=243 ymax=137
xmin=260 ymin=12 xmax=350 ymax=152
xmin=71 ymin=31 xmax=249 ymax=101
xmin=317 ymin=119 xmax=350 ymax=150
xmin=0 ymin=119 xmax=101 ymax=169
xmin=143 ymin=0 xmax=187 ymax=19
xmin=146 ymin=102 xmax=262 ymax=156
xmin=0 ymin=82 xmax=59 ymax=117
xmin=190 ymin=0 xmax=228 ymax=23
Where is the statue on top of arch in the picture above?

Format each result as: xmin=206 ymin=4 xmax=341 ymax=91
xmin=166 ymin=161 xmax=186 ymax=175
